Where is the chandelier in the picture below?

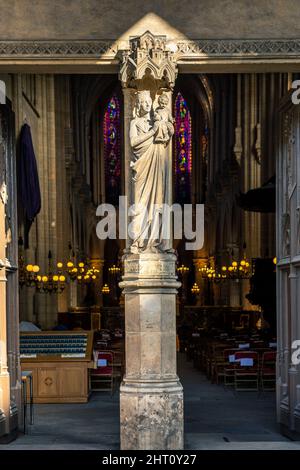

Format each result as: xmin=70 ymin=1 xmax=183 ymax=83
xmin=191 ymin=282 xmax=200 ymax=294
xmin=19 ymin=260 xmax=40 ymax=288
xmin=64 ymin=244 xmax=100 ymax=284
xmin=220 ymin=258 xmax=252 ymax=280
xmin=18 ymin=239 xmax=100 ymax=293
xmin=18 ymin=237 xmax=66 ymax=293
xmin=198 ymin=263 xmax=218 ymax=280
xmin=65 ymin=260 xmax=100 ymax=284
xmin=108 ymin=264 xmax=121 ymax=275
xmin=101 ymin=283 xmax=110 ymax=294
xmin=177 ymin=264 xmax=190 ymax=275
xmin=35 ymin=251 xmax=66 ymax=294
xmin=198 ymin=257 xmax=252 ymax=282
xmin=18 ymin=237 xmax=40 ymax=288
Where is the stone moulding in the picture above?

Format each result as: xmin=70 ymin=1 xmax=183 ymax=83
xmin=0 ymin=40 xmax=118 ymax=58
xmin=0 ymin=39 xmax=300 ymax=60
xmin=120 ymin=253 xmax=181 ymax=292
xmin=175 ymin=39 xmax=300 ymax=58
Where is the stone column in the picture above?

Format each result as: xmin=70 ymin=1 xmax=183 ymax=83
xmin=118 ymin=32 xmax=183 ymax=450
xmin=120 ymin=253 xmax=183 ymax=449
xmin=0 ymin=161 xmax=10 ymax=440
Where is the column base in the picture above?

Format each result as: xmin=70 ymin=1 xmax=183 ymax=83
xmin=120 ymin=378 xmax=183 ymax=450
xmin=280 ymin=423 xmax=300 ymax=441
xmin=0 ymin=372 xmax=14 ymax=441
xmin=0 ymin=427 xmax=18 ymax=444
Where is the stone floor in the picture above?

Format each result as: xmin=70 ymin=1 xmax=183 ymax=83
xmin=2 ymin=353 xmax=300 ymax=450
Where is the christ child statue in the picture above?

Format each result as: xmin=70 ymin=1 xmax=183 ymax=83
xmin=153 ymin=93 xmax=174 ymax=144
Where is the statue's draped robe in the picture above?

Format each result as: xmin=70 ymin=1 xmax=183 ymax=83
xmin=130 ymin=117 xmax=169 ymax=252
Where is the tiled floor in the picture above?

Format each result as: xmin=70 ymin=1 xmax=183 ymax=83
xmin=2 ymin=353 xmax=300 ymax=450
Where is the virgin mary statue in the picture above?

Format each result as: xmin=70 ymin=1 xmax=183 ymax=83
xmin=129 ymin=90 xmax=174 ymax=253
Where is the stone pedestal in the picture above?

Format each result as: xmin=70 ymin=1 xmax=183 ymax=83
xmin=119 ymin=253 xmax=183 ymax=450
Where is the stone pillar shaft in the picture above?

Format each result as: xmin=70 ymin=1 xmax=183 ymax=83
xmin=0 ymin=197 xmax=10 ymax=437
xmin=120 ymin=253 xmax=183 ymax=449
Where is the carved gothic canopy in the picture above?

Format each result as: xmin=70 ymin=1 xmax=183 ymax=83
xmin=119 ymin=31 xmax=177 ymax=91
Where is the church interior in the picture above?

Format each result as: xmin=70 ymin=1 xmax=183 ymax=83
xmin=0 ymin=70 xmax=288 ymax=448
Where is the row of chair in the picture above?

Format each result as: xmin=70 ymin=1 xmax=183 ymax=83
xmin=188 ymin=336 xmax=276 ymax=391
xmin=217 ymin=350 xmax=276 ymax=391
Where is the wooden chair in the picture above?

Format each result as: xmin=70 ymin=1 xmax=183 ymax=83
xmin=234 ymin=351 xmax=259 ymax=391
xmin=90 ymin=350 xmax=115 ymax=395
xmin=223 ymin=348 xmax=239 ymax=387
xmin=112 ymin=349 xmax=125 ymax=383
xmin=260 ymin=351 xmax=276 ymax=391
xmin=211 ymin=345 xmax=228 ymax=384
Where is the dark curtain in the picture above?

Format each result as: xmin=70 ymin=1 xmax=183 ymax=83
xmin=17 ymin=123 xmax=41 ymax=248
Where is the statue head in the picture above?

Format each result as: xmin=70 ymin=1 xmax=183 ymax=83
xmin=157 ymin=92 xmax=169 ymax=108
xmin=135 ymin=90 xmax=152 ymax=117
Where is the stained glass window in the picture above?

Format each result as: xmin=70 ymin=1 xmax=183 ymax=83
xmin=104 ymin=95 xmax=121 ymax=205
xmin=201 ymin=123 xmax=209 ymax=200
xmin=175 ymin=92 xmax=192 ymax=203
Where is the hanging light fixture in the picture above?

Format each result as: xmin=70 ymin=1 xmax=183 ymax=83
xmin=177 ymin=264 xmax=190 ymax=275
xmin=19 ymin=240 xmax=101 ymax=292
xmin=36 ymin=251 xmax=66 ymax=294
xmin=65 ymin=243 xmax=100 ymax=284
xmin=198 ymin=253 xmax=252 ymax=283
xmin=198 ymin=263 xmax=216 ymax=280
xmin=101 ymin=283 xmax=110 ymax=294
xmin=225 ymin=257 xmax=251 ymax=280
xmin=191 ymin=282 xmax=200 ymax=295
xmin=108 ymin=264 xmax=121 ymax=275
xmin=18 ymin=237 xmax=40 ymax=288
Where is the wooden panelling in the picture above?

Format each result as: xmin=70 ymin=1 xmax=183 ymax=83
xmin=21 ymin=362 xmax=91 ymax=403
xmin=38 ymin=367 xmax=59 ymax=397
xmin=59 ymin=366 xmax=87 ymax=397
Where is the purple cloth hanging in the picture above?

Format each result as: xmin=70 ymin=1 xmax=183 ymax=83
xmin=17 ymin=123 xmax=41 ymax=248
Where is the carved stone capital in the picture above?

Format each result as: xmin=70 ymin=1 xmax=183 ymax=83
xmin=119 ymin=31 xmax=177 ymax=91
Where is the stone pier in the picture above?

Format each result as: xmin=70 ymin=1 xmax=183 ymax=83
xmin=120 ymin=253 xmax=183 ymax=449
xmin=118 ymin=31 xmax=184 ymax=450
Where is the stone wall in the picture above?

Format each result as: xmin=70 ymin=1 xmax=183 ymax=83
xmin=0 ymin=1 xmax=299 ymax=41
